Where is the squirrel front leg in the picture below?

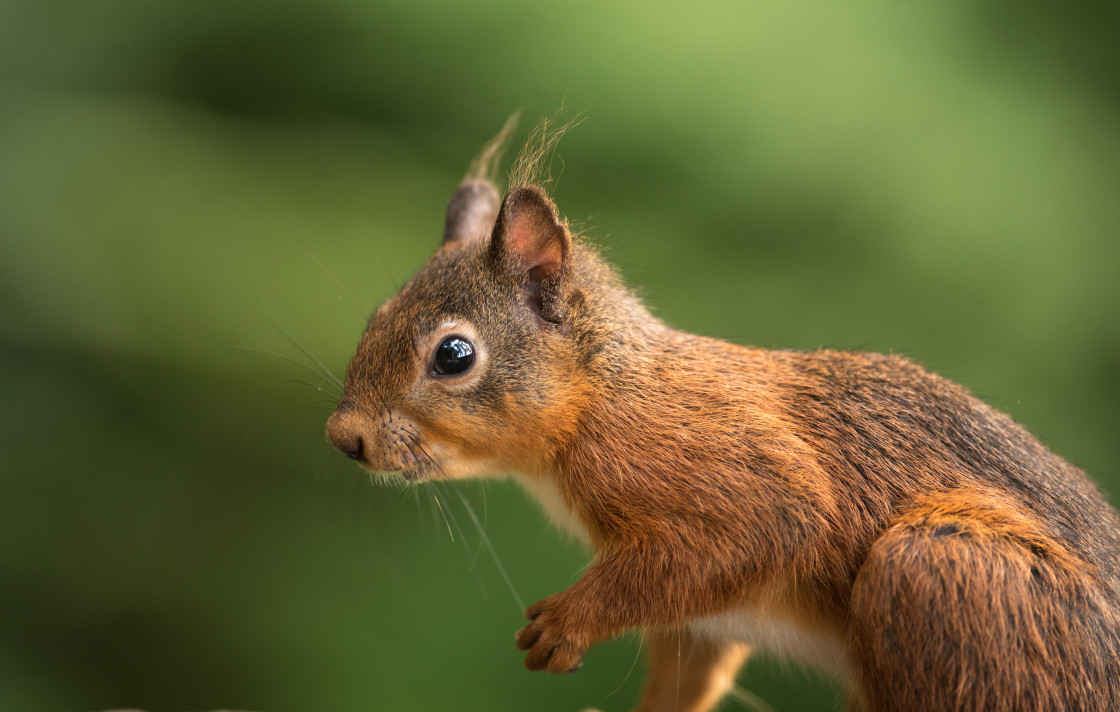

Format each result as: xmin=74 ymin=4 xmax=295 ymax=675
xmin=515 ymin=543 xmax=756 ymax=674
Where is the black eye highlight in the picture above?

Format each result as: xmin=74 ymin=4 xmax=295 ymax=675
xmin=432 ymin=336 xmax=475 ymax=376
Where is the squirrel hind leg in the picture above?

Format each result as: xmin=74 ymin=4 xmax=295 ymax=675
xmin=630 ymin=628 xmax=749 ymax=712
xmin=848 ymin=491 xmax=1120 ymax=712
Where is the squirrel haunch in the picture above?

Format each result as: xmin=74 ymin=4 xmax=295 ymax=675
xmin=326 ymin=126 xmax=1120 ymax=712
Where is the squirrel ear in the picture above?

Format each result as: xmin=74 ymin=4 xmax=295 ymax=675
xmin=489 ymin=185 xmax=570 ymax=282
xmin=444 ymin=179 xmax=501 ymax=245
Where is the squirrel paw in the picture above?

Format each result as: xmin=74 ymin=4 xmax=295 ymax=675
xmin=515 ymin=597 xmax=587 ymax=674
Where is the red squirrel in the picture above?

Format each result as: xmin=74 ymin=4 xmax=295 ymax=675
xmin=325 ymin=120 xmax=1120 ymax=712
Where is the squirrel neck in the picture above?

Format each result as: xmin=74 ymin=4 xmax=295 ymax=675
xmin=560 ymin=241 xmax=776 ymax=432
xmin=537 ymin=245 xmax=799 ymax=547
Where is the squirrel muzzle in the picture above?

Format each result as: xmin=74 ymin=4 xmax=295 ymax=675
xmin=326 ymin=404 xmax=432 ymax=481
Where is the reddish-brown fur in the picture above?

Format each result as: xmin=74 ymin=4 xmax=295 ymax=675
xmin=326 ymin=123 xmax=1120 ymax=711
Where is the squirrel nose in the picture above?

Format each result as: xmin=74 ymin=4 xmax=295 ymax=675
xmin=326 ymin=409 xmax=368 ymax=463
xmin=339 ymin=434 xmax=365 ymax=461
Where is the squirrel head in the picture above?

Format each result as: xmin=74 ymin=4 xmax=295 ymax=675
xmin=326 ymin=177 xmax=596 ymax=481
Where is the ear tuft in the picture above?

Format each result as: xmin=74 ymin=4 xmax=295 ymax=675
xmin=490 ymin=186 xmax=570 ymax=282
xmin=444 ymin=179 xmax=500 ymax=245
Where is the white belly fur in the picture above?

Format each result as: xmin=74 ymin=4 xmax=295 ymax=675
xmin=515 ymin=472 xmax=592 ymax=547
xmin=691 ymin=606 xmax=853 ymax=684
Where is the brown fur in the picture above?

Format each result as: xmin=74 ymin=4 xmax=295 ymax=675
xmin=326 ymin=121 xmax=1120 ymax=711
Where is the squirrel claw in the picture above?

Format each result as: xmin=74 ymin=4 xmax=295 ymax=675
xmin=525 ymin=600 xmax=546 ymax=620
xmin=517 ymin=598 xmax=587 ymax=673
xmin=515 ymin=622 xmax=541 ymax=651
xmin=524 ymin=638 xmax=584 ymax=673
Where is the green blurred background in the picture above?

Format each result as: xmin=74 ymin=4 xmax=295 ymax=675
xmin=1 ymin=1 xmax=1117 ymax=710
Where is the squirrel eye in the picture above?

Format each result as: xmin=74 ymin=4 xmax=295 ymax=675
xmin=432 ymin=337 xmax=475 ymax=376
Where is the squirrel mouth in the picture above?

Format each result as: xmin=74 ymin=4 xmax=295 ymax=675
xmin=350 ymin=447 xmax=437 ymax=483
xmin=401 ymin=466 xmax=430 ymax=483
xmin=398 ymin=454 xmax=442 ymax=483
xmin=354 ymin=461 xmax=434 ymax=484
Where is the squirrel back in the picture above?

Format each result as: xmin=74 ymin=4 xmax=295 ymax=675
xmin=326 ymin=121 xmax=1120 ymax=712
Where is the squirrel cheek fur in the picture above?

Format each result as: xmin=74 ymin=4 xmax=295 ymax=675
xmin=326 ymin=127 xmax=1120 ymax=712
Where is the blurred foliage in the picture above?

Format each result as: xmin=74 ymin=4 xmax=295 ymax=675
xmin=1 ymin=1 xmax=1117 ymax=711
